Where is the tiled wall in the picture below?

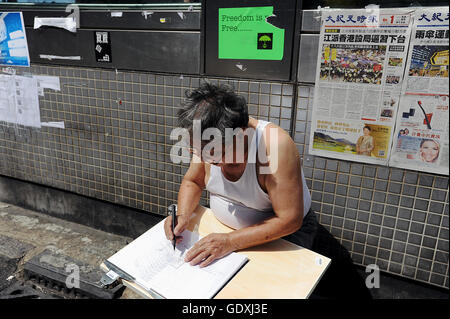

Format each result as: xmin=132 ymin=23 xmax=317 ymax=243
xmin=0 ymin=64 xmax=294 ymax=214
xmin=0 ymin=64 xmax=448 ymax=289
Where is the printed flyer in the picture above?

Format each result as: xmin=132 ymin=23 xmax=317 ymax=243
xmin=309 ymin=8 xmax=413 ymax=165
xmin=389 ymin=7 xmax=449 ymax=175
xmin=0 ymin=12 xmax=30 ymax=67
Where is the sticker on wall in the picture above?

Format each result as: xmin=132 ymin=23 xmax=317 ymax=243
xmin=0 ymin=12 xmax=30 ymax=67
xmin=218 ymin=6 xmax=285 ymax=60
xmin=94 ymin=31 xmax=112 ymax=63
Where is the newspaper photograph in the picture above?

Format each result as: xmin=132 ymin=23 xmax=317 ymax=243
xmin=309 ymin=8 xmax=413 ymax=165
xmin=390 ymin=7 xmax=449 ymax=175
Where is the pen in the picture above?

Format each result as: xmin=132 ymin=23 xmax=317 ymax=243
xmin=169 ymin=204 xmax=177 ymax=251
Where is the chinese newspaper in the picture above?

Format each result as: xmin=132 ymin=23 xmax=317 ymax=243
xmin=389 ymin=7 xmax=449 ymax=175
xmin=309 ymin=8 xmax=413 ymax=165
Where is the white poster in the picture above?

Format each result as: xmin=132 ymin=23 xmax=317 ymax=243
xmin=0 ymin=74 xmax=41 ymax=128
xmin=389 ymin=7 xmax=449 ymax=175
xmin=309 ymin=8 xmax=414 ymax=165
xmin=0 ymin=12 xmax=30 ymax=67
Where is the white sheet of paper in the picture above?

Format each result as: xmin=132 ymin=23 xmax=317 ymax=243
xmin=33 ymin=75 xmax=61 ymax=92
xmin=13 ymin=75 xmax=41 ymax=128
xmin=34 ymin=17 xmax=77 ymax=33
xmin=107 ymin=220 xmax=248 ymax=299
xmin=41 ymin=121 xmax=65 ymax=129
xmin=0 ymin=74 xmax=40 ymax=128
xmin=0 ymin=74 xmax=17 ymax=124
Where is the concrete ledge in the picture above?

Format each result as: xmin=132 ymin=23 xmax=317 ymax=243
xmin=0 ymin=174 xmax=163 ymax=238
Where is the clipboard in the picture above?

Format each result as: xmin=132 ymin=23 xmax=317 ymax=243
xmin=100 ymin=205 xmax=331 ymax=299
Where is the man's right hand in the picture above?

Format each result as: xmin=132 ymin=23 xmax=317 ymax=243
xmin=164 ymin=214 xmax=190 ymax=244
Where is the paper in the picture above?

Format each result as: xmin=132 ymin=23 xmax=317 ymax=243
xmin=0 ymin=12 xmax=30 ymax=67
xmin=218 ymin=6 xmax=285 ymax=61
xmin=308 ymin=8 xmax=414 ymax=166
xmin=389 ymin=7 xmax=449 ymax=176
xmin=111 ymin=12 xmax=123 ymax=18
xmin=13 ymin=75 xmax=41 ymax=128
xmin=107 ymin=220 xmax=248 ymax=299
xmin=34 ymin=17 xmax=77 ymax=33
xmin=41 ymin=121 xmax=65 ymax=129
xmin=0 ymin=74 xmax=17 ymax=124
xmin=34 ymin=75 xmax=61 ymax=92
xmin=39 ymin=54 xmax=81 ymax=61
xmin=0 ymin=74 xmax=40 ymax=128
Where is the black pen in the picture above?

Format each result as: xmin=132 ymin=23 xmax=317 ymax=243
xmin=169 ymin=204 xmax=177 ymax=251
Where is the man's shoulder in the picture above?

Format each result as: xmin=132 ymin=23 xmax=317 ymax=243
xmin=262 ymin=122 xmax=297 ymax=153
xmin=258 ymin=122 xmax=300 ymax=179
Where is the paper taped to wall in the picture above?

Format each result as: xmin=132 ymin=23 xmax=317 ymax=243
xmin=34 ymin=17 xmax=77 ymax=33
xmin=0 ymin=74 xmax=41 ymax=128
xmin=39 ymin=55 xmax=81 ymax=61
xmin=34 ymin=75 xmax=61 ymax=92
xmin=41 ymin=121 xmax=65 ymax=129
xmin=0 ymin=12 xmax=31 ymax=67
xmin=0 ymin=74 xmax=17 ymax=124
xmin=13 ymin=75 xmax=41 ymax=128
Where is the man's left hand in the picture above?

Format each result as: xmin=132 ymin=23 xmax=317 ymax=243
xmin=185 ymin=233 xmax=233 ymax=268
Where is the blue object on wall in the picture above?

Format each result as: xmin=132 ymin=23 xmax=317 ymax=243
xmin=0 ymin=12 xmax=30 ymax=67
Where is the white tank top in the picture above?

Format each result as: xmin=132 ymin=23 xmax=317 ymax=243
xmin=206 ymin=119 xmax=311 ymax=230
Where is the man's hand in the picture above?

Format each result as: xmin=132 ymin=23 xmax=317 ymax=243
xmin=185 ymin=233 xmax=234 ymax=268
xmin=164 ymin=214 xmax=190 ymax=244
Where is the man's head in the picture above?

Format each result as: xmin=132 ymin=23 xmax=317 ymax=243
xmin=178 ymin=82 xmax=249 ymax=137
xmin=177 ymin=82 xmax=250 ymax=165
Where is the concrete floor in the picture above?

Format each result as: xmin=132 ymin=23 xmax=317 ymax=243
xmin=0 ymin=200 xmax=142 ymax=299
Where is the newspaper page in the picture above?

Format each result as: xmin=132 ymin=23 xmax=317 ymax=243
xmin=389 ymin=7 xmax=449 ymax=175
xmin=308 ymin=8 xmax=413 ymax=165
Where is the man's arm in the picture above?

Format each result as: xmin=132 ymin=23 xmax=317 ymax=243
xmin=227 ymin=127 xmax=304 ymax=249
xmin=177 ymin=153 xmax=206 ymax=218
xmin=164 ymin=154 xmax=205 ymax=241
xmin=185 ymin=127 xmax=306 ymax=267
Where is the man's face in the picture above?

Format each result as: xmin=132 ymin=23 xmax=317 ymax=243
xmin=189 ymin=134 xmax=248 ymax=167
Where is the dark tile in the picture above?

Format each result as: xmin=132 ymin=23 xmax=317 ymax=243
xmin=419 ymin=174 xmax=434 ymax=187
xmin=388 ymin=262 xmax=401 ymax=274
xmin=429 ymin=201 xmax=444 ymax=214
xmin=420 ymin=248 xmax=435 ymax=260
xmin=405 ymin=244 xmax=420 ymax=256
xmin=416 ymin=270 xmax=430 ymax=282
xmin=410 ymin=222 xmax=424 ymax=234
xmin=375 ymin=180 xmax=388 ymax=191
xmin=434 ymin=177 xmax=448 ymax=189
xmin=417 ymin=187 xmax=431 ymax=199
xmin=427 ymin=213 xmax=442 ymax=226
xmin=414 ymin=199 xmax=429 ymax=211
xmin=431 ymin=189 xmax=447 ymax=202
xmin=376 ymin=167 xmax=390 ymax=180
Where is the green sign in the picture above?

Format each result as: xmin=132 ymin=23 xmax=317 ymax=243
xmin=218 ymin=6 xmax=285 ymax=60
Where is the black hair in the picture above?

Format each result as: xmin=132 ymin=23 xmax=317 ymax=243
xmin=177 ymin=82 xmax=249 ymax=139
xmin=363 ymin=125 xmax=371 ymax=131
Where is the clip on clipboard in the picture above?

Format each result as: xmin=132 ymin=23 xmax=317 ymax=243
xmin=100 ymin=260 xmax=165 ymax=299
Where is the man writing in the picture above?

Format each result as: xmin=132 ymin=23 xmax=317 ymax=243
xmin=164 ymin=82 xmax=371 ymax=299
xmin=164 ymin=82 xmax=316 ymax=267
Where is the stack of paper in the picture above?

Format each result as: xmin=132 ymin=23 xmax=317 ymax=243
xmin=106 ymin=220 xmax=248 ymax=299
